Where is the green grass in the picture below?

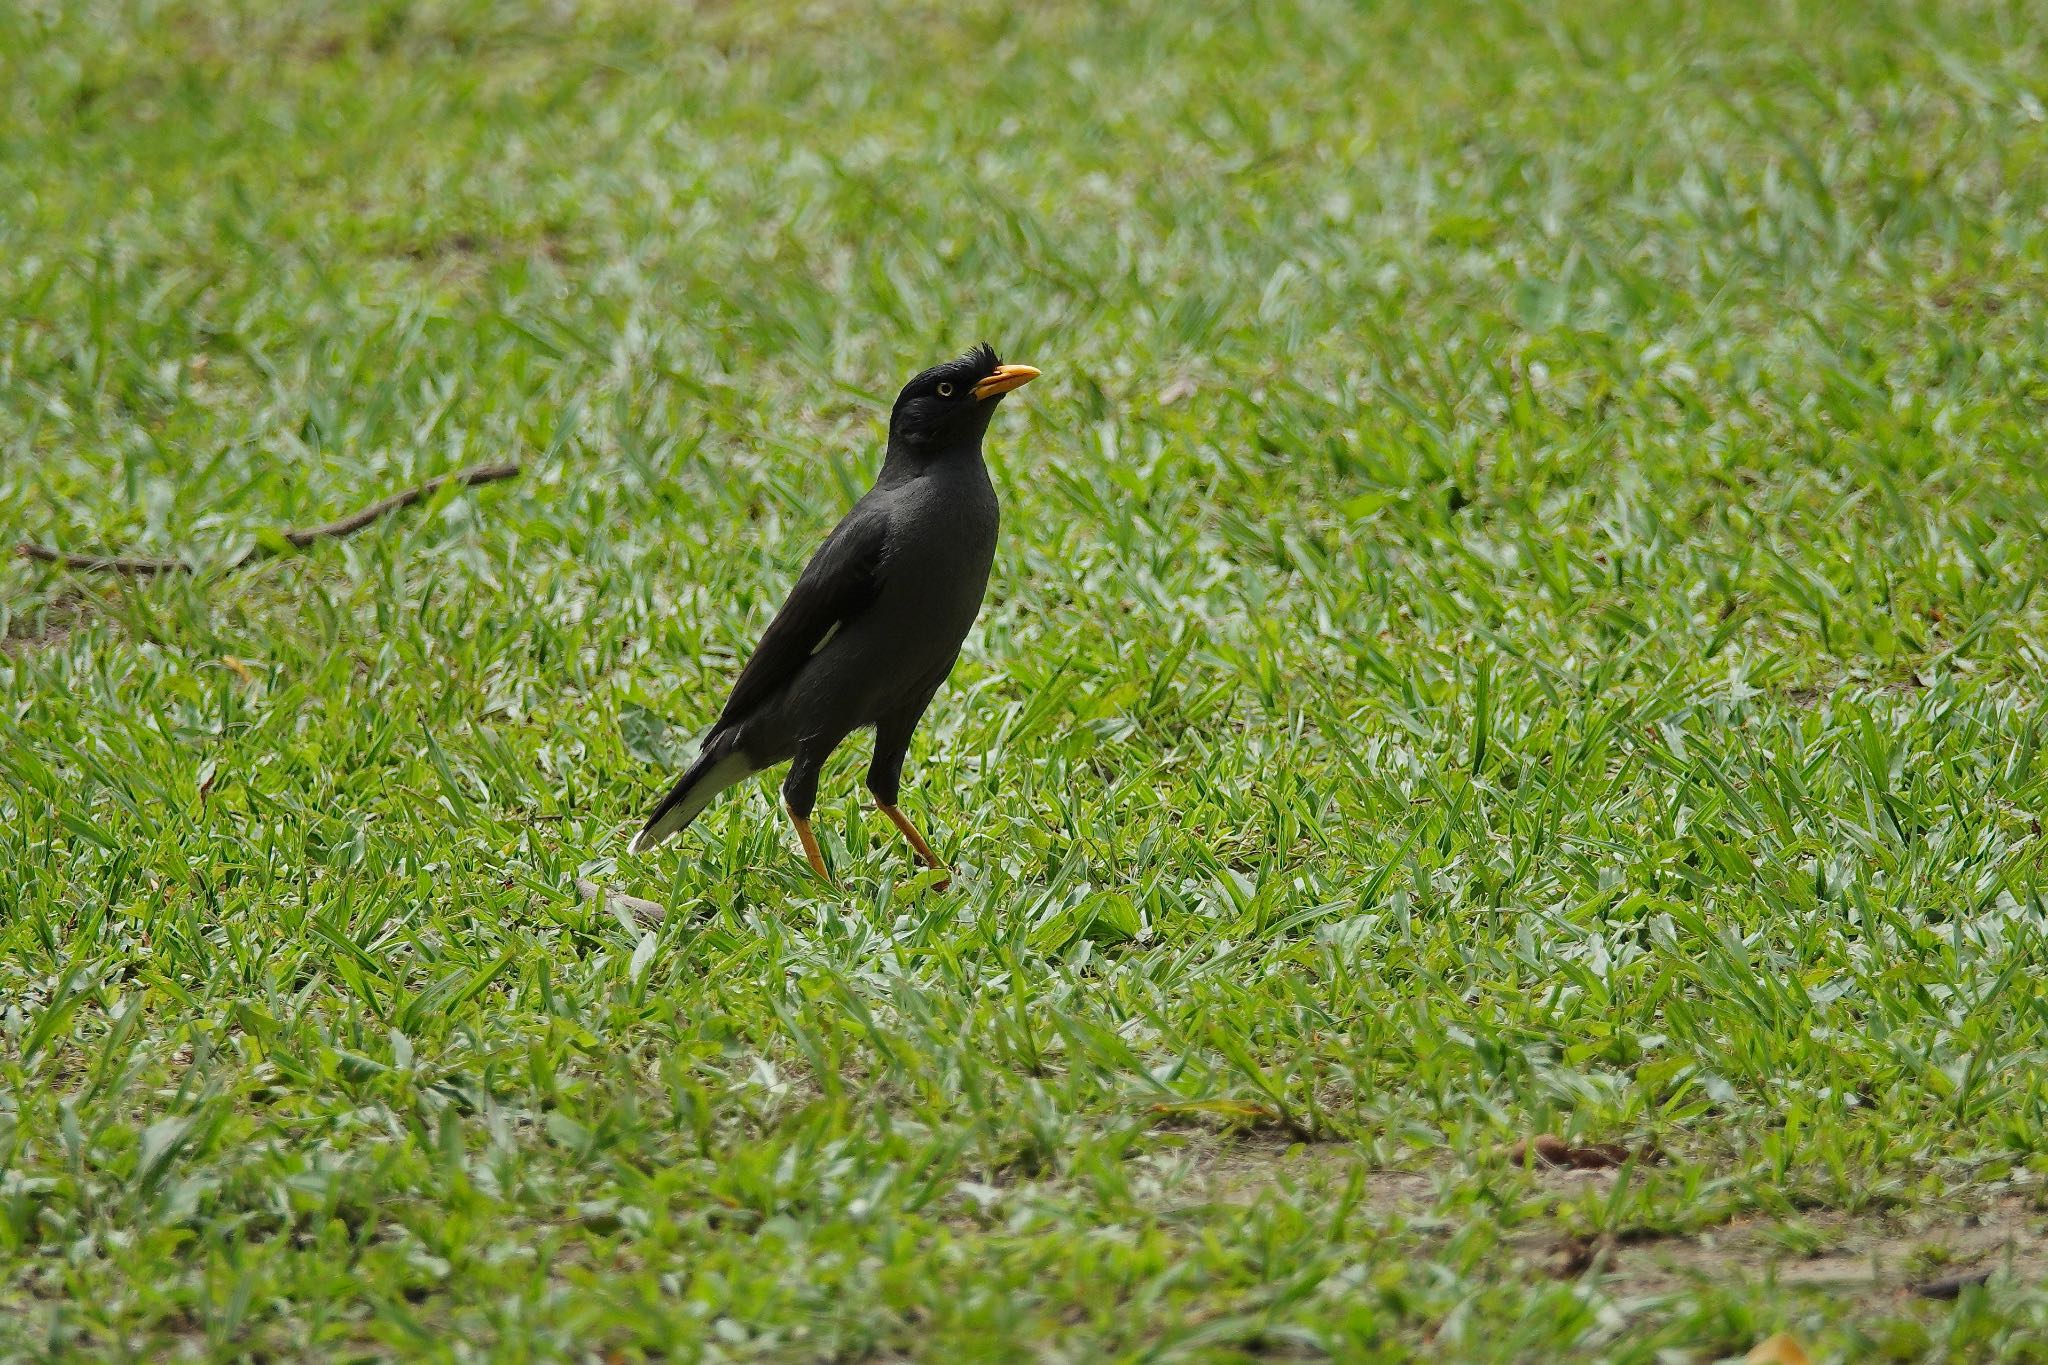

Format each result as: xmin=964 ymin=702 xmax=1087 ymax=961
xmin=6 ymin=0 xmax=2048 ymax=1358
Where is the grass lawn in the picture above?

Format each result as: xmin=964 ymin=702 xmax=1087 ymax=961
xmin=7 ymin=0 xmax=2048 ymax=1358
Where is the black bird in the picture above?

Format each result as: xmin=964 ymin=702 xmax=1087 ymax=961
xmin=631 ymin=344 xmax=1040 ymax=885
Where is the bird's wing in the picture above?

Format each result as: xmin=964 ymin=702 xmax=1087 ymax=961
xmin=713 ymin=502 xmax=889 ymax=730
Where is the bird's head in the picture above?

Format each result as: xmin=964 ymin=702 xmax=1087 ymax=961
xmin=886 ymin=343 xmax=1039 ymax=457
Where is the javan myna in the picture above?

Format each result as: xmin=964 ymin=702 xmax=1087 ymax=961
xmin=631 ymin=344 xmax=1040 ymax=886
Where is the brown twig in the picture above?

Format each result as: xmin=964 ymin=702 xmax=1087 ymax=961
xmin=17 ymin=461 xmax=521 ymax=575
xmin=17 ymin=545 xmax=189 ymax=574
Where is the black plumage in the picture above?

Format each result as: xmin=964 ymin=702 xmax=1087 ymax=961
xmin=631 ymin=344 xmax=1040 ymax=884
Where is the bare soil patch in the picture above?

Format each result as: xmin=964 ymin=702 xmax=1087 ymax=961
xmin=1155 ymin=1137 xmax=2048 ymax=1304
xmin=1580 ymin=1194 xmax=2048 ymax=1306
xmin=2 ymin=589 xmax=86 ymax=654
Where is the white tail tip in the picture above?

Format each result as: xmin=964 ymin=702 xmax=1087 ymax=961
xmin=629 ymin=752 xmax=753 ymax=855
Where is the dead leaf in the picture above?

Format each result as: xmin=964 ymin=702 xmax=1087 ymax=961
xmin=220 ymin=656 xmax=256 ymax=685
xmin=1504 ymin=1135 xmax=1634 ymax=1170
xmin=1745 ymin=1334 xmax=1812 ymax=1365
xmin=1148 ymin=1097 xmax=1281 ymax=1123
xmin=1156 ymin=376 xmax=1198 ymax=406
xmin=576 ymin=879 xmax=665 ymax=927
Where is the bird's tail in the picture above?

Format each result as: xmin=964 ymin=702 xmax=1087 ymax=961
xmin=631 ymin=734 xmax=755 ymax=854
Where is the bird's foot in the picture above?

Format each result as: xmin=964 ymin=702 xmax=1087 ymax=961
xmin=876 ymin=801 xmax=952 ymax=891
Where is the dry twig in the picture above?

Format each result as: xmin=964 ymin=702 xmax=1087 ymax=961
xmin=17 ymin=461 xmax=521 ymax=574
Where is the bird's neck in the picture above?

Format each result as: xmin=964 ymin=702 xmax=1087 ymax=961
xmin=878 ymin=441 xmax=986 ymax=485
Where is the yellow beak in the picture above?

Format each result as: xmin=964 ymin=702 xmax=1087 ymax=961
xmin=971 ymin=364 xmax=1041 ymax=400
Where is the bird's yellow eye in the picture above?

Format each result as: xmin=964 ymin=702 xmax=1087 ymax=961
xmin=937 ymin=382 xmax=954 ymax=397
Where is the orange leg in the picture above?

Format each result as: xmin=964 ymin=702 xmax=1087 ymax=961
xmin=876 ymin=801 xmax=952 ymax=891
xmin=787 ymin=804 xmax=832 ymax=882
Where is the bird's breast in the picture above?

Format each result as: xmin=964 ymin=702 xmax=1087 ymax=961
xmin=876 ymin=473 xmax=999 ymax=632
xmin=787 ymin=471 xmax=998 ymax=732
